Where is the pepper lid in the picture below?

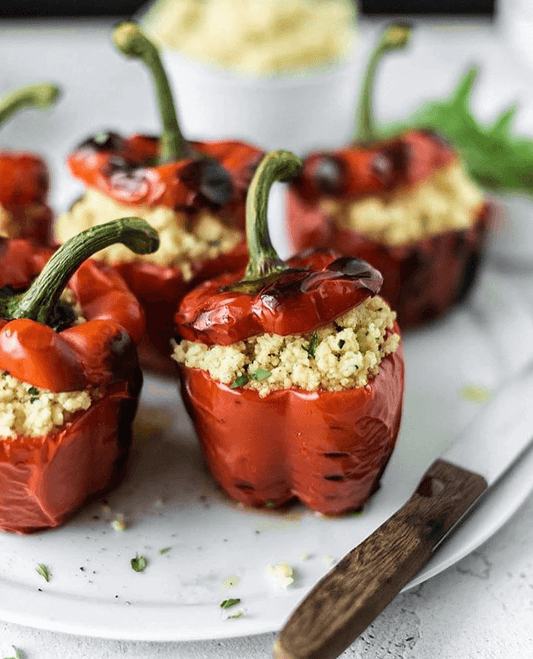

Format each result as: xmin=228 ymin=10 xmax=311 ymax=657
xmin=176 ymin=149 xmax=383 ymax=346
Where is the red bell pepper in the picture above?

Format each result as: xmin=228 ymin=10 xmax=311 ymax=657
xmin=0 ymin=82 xmax=60 ymax=246
xmin=174 ymin=150 xmax=404 ymax=515
xmin=58 ymin=22 xmax=262 ymax=376
xmin=0 ymin=217 xmax=159 ymax=534
xmin=286 ymin=24 xmax=490 ymax=328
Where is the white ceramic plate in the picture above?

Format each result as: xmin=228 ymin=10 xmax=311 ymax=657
xmin=0 ymin=266 xmax=532 ymax=642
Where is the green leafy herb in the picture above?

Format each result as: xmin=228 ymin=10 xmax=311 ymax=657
xmin=252 ymin=368 xmax=271 ymax=382
xmin=28 ymin=385 xmax=39 ymax=402
xmin=130 ymin=554 xmax=147 ymax=572
xmin=159 ymin=547 xmax=171 ymax=555
xmin=35 ymin=563 xmax=51 ymax=582
xmin=3 ymin=646 xmax=24 ymax=659
xmin=220 ymin=597 xmax=241 ymax=609
xmin=230 ymin=374 xmax=249 ymax=389
xmin=384 ymin=66 xmax=533 ymax=194
xmin=304 ymin=333 xmax=318 ymax=359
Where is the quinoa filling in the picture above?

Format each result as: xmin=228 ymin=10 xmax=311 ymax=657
xmin=172 ymin=296 xmax=400 ymax=397
xmin=54 ymin=189 xmax=242 ymax=280
xmin=319 ymin=162 xmax=484 ymax=247
xmin=0 ymin=373 xmax=100 ymax=439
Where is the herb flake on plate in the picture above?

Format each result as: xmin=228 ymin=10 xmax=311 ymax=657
xmin=3 ymin=646 xmax=24 ymax=659
xmin=130 ymin=554 xmax=147 ymax=572
xmin=220 ymin=597 xmax=241 ymax=609
xmin=35 ymin=563 xmax=51 ymax=582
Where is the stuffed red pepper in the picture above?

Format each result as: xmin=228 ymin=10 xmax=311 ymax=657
xmin=0 ymin=82 xmax=60 ymax=246
xmin=286 ymin=24 xmax=490 ymax=328
xmin=173 ymin=150 xmax=404 ymax=515
xmin=0 ymin=217 xmax=158 ymax=534
xmin=54 ymin=22 xmax=263 ymax=375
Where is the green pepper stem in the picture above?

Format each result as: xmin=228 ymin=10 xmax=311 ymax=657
xmin=228 ymin=150 xmax=302 ymax=293
xmin=5 ymin=218 xmax=159 ymax=327
xmin=0 ymin=82 xmax=61 ymax=129
xmin=113 ymin=21 xmax=186 ymax=164
xmin=355 ymin=23 xmax=411 ymax=143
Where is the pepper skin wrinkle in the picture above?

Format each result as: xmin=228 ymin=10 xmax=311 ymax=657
xmin=60 ymin=22 xmax=263 ymax=374
xmin=174 ymin=150 xmax=405 ymax=514
xmin=286 ymin=24 xmax=490 ymax=328
xmin=0 ymin=218 xmax=156 ymax=534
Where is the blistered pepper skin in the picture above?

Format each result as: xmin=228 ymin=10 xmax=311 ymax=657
xmin=287 ymin=193 xmax=491 ymax=328
xmin=0 ymin=151 xmax=53 ymax=245
xmin=287 ymin=130 xmax=490 ymax=327
xmin=0 ymin=239 xmax=145 ymax=534
xmin=66 ymin=133 xmax=262 ymax=374
xmin=178 ymin=331 xmax=404 ymax=515
xmin=176 ymin=249 xmax=383 ymax=346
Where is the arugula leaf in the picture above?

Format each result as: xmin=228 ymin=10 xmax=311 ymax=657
xmin=384 ymin=66 xmax=533 ymax=194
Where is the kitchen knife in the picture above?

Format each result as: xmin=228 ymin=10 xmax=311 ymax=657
xmin=274 ymin=362 xmax=533 ymax=659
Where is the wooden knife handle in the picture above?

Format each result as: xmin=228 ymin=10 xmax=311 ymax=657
xmin=274 ymin=459 xmax=488 ymax=659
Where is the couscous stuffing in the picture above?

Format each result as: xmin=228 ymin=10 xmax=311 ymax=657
xmin=54 ymin=189 xmax=242 ymax=280
xmin=172 ymin=296 xmax=400 ymax=396
xmin=320 ymin=162 xmax=484 ymax=246
xmin=0 ymin=372 xmax=99 ymax=439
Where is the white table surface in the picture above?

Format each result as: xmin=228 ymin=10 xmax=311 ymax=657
xmin=1 ymin=14 xmax=533 ymax=659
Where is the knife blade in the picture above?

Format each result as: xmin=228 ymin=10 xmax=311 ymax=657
xmin=273 ymin=362 xmax=533 ymax=659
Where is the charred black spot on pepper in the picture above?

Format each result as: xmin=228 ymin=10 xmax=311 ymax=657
xmin=326 ymin=256 xmax=381 ymax=286
xmin=78 ymin=131 xmax=124 ymax=154
xmin=313 ymin=155 xmax=345 ymax=195
xmin=259 ymin=270 xmax=310 ymax=308
xmin=49 ymin=298 xmax=78 ymax=332
xmin=379 ymin=140 xmax=412 ymax=185
xmin=234 ymin=481 xmax=255 ymax=491
xmin=104 ymin=158 xmax=150 ymax=197
xmin=180 ymin=158 xmax=234 ymax=208
xmin=371 ymin=152 xmax=394 ymax=182
xmin=324 ymin=451 xmax=350 ymax=458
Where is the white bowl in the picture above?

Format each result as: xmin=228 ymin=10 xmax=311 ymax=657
xmin=160 ymin=48 xmax=362 ymax=156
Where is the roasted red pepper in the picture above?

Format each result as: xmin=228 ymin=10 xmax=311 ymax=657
xmin=58 ymin=22 xmax=262 ymax=375
xmin=0 ymin=82 xmax=60 ymax=246
xmin=174 ymin=151 xmax=404 ymax=515
xmin=0 ymin=217 xmax=159 ymax=534
xmin=286 ymin=24 xmax=490 ymax=328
